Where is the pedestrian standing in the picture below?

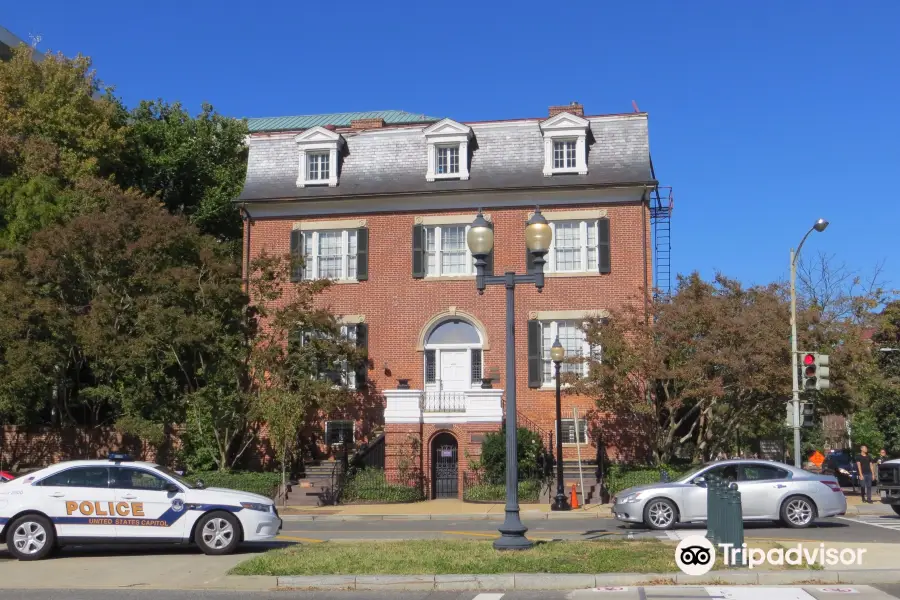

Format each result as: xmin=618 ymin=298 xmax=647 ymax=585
xmin=856 ymin=445 xmax=876 ymax=503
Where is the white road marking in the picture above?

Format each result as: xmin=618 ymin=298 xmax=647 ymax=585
xmin=706 ymin=587 xmax=816 ymax=599
xmin=664 ymin=530 xmax=679 ymax=541
xmin=472 ymin=594 xmax=504 ymax=600
xmin=838 ymin=515 xmax=900 ymax=532
xmin=626 ymin=531 xmax=634 ymax=540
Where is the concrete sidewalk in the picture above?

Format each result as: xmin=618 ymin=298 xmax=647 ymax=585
xmin=279 ymin=498 xmax=894 ymax=520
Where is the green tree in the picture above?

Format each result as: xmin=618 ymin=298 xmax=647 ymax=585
xmin=850 ymin=409 xmax=885 ymax=452
xmin=248 ymin=252 xmax=365 ymax=481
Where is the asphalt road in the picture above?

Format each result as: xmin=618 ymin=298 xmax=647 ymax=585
xmin=4 ymin=588 xmax=900 ymax=599
xmin=279 ymin=514 xmax=900 ymax=544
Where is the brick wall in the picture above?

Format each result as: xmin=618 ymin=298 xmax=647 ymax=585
xmin=247 ymin=201 xmax=652 ymax=468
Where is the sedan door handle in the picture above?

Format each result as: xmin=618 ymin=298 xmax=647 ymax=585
xmin=49 ymin=492 xmax=65 ymax=498
xmin=775 ymin=484 xmax=786 ymax=489
xmin=121 ymin=494 xmax=137 ymax=500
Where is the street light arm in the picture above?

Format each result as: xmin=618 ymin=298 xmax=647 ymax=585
xmin=792 ymin=225 xmax=817 ymax=266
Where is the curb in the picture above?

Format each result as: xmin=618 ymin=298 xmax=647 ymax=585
xmin=281 ymin=510 xmax=610 ymax=522
xmin=276 ymin=569 xmax=900 ymax=590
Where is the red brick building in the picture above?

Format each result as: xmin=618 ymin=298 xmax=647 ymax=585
xmin=237 ymin=105 xmax=668 ymax=499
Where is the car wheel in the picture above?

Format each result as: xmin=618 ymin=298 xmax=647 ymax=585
xmin=7 ymin=514 xmax=56 ymax=561
xmin=781 ymin=495 xmax=816 ymax=528
xmin=643 ymin=498 xmax=678 ymax=530
xmin=195 ymin=511 xmax=241 ymax=555
xmin=891 ymin=506 xmax=900 ymax=518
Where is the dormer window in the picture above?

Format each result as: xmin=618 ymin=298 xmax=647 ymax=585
xmin=540 ymin=112 xmax=590 ymax=176
xmin=424 ymin=118 xmax=473 ymax=181
xmin=307 ymin=152 xmax=330 ymax=181
xmin=436 ymin=145 xmax=460 ymax=175
xmin=295 ymin=127 xmax=345 ymax=187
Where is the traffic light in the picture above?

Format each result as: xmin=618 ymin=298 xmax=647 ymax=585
xmin=801 ymin=353 xmax=830 ymax=391
xmin=801 ymin=403 xmax=815 ymax=427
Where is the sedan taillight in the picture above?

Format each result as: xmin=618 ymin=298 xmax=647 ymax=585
xmin=820 ymin=480 xmax=842 ymax=492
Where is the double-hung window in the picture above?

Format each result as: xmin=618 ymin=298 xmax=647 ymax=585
xmin=425 ymin=225 xmax=473 ymax=276
xmin=306 ymin=152 xmax=330 ymax=182
xmin=540 ymin=320 xmax=592 ymax=385
xmin=547 ymin=220 xmax=599 ymax=273
xmin=325 ymin=420 xmax=354 ymax=446
xmin=553 ymin=140 xmax=577 ymax=169
xmin=436 ymin=145 xmax=460 ymax=175
xmin=556 ymin=418 xmax=588 ymax=445
xmin=302 ymin=229 xmax=358 ymax=281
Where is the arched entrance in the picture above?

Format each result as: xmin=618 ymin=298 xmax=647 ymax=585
xmin=423 ymin=318 xmax=483 ymax=393
xmin=431 ymin=432 xmax=459 ymax=499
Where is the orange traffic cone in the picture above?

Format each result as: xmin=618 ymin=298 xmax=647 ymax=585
xmin=570 ymin=483 xmax=579 ymax=509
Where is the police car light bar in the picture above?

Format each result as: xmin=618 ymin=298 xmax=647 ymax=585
xmin=107 ymin=453 xmax=134 ymax=462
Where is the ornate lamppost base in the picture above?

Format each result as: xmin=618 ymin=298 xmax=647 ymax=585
xmin=551 ymin=494 xmax=571 ymax=511
xmin=493 ymin=520 xmax=534 ymax=551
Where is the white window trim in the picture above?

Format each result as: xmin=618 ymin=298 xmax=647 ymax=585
xmin=424 ymin=118 xmax=473 ymax=182
xmin=302 ymin=229 xmax=358 ymax=282
xmin=546 ymin=220 xmax=599 ymax=274
xmin=295 ymin=127 xmax=345 ymax=188
xmin=555 ymin=418 xmax=590 ymax=446
xmin=540 ymin=320 xmax=592 ymax=389
xmin=425 ymin=224 xmax=474 ymax=277
xmin=540 ymin=111 xmax=589 ymax=177
xmin=306 ymin=151 xmax=331 ymax=182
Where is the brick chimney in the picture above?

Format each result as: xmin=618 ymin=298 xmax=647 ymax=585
xmin=350 ymin=118 xmax=385 ymax=130
xmin=548 ymin=102 xmax=584 ymax=117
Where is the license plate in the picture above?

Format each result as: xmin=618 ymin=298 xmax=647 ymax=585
xmin=881 ymin=490 xmax=888 ymax=497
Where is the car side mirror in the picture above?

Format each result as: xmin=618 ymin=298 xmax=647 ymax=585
xmin=165 ymin=483 xmax=180 ymax=493
xmin=195 ymin=479 xmax=205 ymax=489
xmin=693 ymin=476 xmax=706 ymax=487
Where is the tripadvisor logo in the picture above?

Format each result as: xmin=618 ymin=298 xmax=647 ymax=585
xmin=675 ymin=535 xmax=867 ymax=574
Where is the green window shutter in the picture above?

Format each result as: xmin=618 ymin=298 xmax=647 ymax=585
xmin=355 ymin=323 xmax=368 ymax=388
xmin=356 ymin=228 xmax=369 ymax=281
xmin=412 ymin=225 xmax=425 ymax=278
xmin=597 ymin=218 xmax=611 ymax=274
xmin=290 ymin=230 xmax=303 ymax=282
xmin=525 ymin=247 xmax=536 ymax=275
xmin=527 ymin=320 xmax=543 ymax=388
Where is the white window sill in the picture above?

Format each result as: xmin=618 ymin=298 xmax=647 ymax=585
xmin=545 ymin=271 xmax=602 ymax=278
xmin=562 ymin=442 xmax=590 ymax=447
xmin=431 ymin=172 xmax=462 ymax=180
xmin=546 ymin=167 xmax=587 ymax=176
xmin=307 ymin=277 xmax=359 ymax=284
xmin=422 ymin=274 xmax=476 ymax=281
xmin=541 ymin=383 xmax=575 ymax=391
xmin=297 ymin=180 xmax=335 ymax=187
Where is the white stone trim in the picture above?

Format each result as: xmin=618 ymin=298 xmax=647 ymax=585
xmin=528 ymin=208 xmax=606 ymax=221
xmin=337 ymin=315 xmax=365 ymax=324
xmin=294 ymin=218 xmax=366 ymax=231
xmin=540 ymin=112 xmax=590 ymax=177
xmin=528 ymin=309 xmax=610 ymax=321
xmin=383 ymin=389 xmax=502 ymax=425
xmin=415 ymin=213 xmax=491 ymax=226
xmin=295 ymin=127 xmax=345 ymax=188
xmin=424 ymin=119 xmax=473 ymax=182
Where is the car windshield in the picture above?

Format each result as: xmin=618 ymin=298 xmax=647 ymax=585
xmin=676 ymin=463 xmax=713 ymax=482
xmin=153 ymin=465 xmax=197 ymax=489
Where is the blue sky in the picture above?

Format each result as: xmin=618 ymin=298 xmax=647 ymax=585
xmin=4 ymin=1 xmax=899 ymax=290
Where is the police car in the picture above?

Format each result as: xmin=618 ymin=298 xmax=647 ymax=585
xmin=0 ymin=454 xmax=282 ymax=560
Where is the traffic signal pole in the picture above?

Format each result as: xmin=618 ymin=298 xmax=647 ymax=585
xmin=790 ymin=247 xmax=802 ymax=468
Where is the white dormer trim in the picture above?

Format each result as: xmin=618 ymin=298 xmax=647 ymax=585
xmin=295 ymin=127 xmax=345 ymax=188
xmin=540 ymin=112 xmax=589 ymax=177
xmin=423 ymin=118 xmax=474 ymax=182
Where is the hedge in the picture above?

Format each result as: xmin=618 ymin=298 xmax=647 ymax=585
xmin=604 ymin=465 xmax=691 ymax=497
xmin=463 ymin=479 xmax=542 ymax=503
xmin=340 ymin=468 xmax=425 ymax=503
xmin=188 ymin=471 xmax=282 ymax=498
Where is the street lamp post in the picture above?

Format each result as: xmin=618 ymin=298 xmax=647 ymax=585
xmin=550 ymin=337 xmax=570 ymax=511
xmin=467 ymin=207 xmax=552 ymax=551
xmin=790 ymin=217 xmax=829 ymax=468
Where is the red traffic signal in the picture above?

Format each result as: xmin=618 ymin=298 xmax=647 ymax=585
xmin=803 ymin=353 xmax=816 ymax=366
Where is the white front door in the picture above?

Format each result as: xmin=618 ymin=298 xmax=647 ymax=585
xmin=439 ymin=349 xmax=469 ymax=390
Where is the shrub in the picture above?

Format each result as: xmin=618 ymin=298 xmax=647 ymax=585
xmin=463 ymin=480 xmax=542 ymax=503
xmin=341 ymin=468 xmax=425 ymax=503
xmin=604 ymin=464 xmax=691 ymax=497
xmin=187 ymin=470 xmax=281 ymax=498
xmin=478 ymin=426 xmax=548 ymax=484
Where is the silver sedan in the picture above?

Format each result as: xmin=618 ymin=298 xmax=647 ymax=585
xmin=611 ymin=459 xmax=847 ymax=530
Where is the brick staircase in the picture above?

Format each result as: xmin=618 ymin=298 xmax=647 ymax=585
xmin=547 ymin=461 xmax=601 ymax=505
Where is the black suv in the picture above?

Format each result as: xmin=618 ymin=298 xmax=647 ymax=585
xmin=820 ymin=450 xmax=859 ymax=489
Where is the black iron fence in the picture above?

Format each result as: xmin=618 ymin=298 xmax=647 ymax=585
xmin=462 ymin=468 xmax=550 ymax=503
xmin=327 ymin=434 xmax=424 ymax=504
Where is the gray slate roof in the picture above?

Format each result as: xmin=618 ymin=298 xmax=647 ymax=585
xmin=238 ymin=115 xmax=653 ymax=202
